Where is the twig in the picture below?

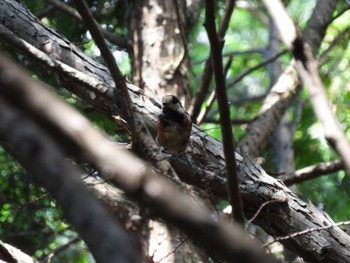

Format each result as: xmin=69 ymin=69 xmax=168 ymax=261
xmin=198 ymin=49 xmax=287 ymax=124
xmin=72 ymin=0 xmax=178 ymax=181
xmin=204 ymin=0 xmax=244 ymax=225
xmin=191 ymin=0 xmax=236 ymax=122
xmin=197 ymin=56 xmax=234 ymax=124
xmin=245 ymin=200 xmax=287 ymax=228
xmin=158 ymin=238 xmax=187 ymax=262
xmin=262 ymin=0 xmax=350 ymax=174
xmin=226 ymin=49 xmax=287 ymax=88
xmin=204 ymin=117 xmax=253 ymax=125
xmin=41 ymin=237 xmax=81 ymax=263
xmin=319 ymin=25 xmax=350 ymax=65
xmin=263 ymin=220 xmax=350 ymax=248
xmin=73 ymin=0 xmax=130 ymax=111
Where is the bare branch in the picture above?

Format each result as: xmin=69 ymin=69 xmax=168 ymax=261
xmin=263 ymin=220 xmax=350 ymax=249
xmin=197 ymin=49 xmax=286 ymax=124
xmin=41 ymin=237 xmax=81 ymax=263
xmin=73 ymin=0 xmax=179 ymax=182
xmin=0 ymin=73 xmax=141 ymax=263
xmin=283 ymin=160 xmax=344 ymax=186
xmin=191 ymin=0 xmax=236 ymax=122
xmin=204 ymin=0 xmax=244 ymax=225
xmin=227 ymin=49 xmax=287 ymax=89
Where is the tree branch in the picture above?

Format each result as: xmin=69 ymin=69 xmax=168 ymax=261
xmin=0 ymin=52 xmax=278 ymax=263
xmin=0 ymin=76 xmax=141 ymax=263
xmin=73 ymin=0 xmax=180 ymax=182
xmin=283 ymin=160 xmax=344 ymax=186
xmin=191 ymin=0 xmax=236 ymax=122
xmin=204 ymin=0 xmax=244 ymax=225
xmin=238 ymin=0 xmax=338 ymax=157
xmin=0 ymin=239 xmax=38 ymax=263
xmin=262 ymin=0 xmax=350 ymax=174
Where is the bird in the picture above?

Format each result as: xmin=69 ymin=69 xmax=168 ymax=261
xmin=156 ymin=95 xmax=192 ymax=155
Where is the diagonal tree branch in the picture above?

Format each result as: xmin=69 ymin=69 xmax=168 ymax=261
xmin=283 ymin=160 xmax=343 ymax=186
xmin=0 ymin=89 xmax=141 ymax=263
xmin=0 ymin=52 xmax=278 ymax=263
xmin=238 ymin=0 xmax=338 ymax=157
xmin=262 ymin=0 xmax=350 ymax=174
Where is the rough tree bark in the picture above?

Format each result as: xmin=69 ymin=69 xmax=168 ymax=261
xmin=129 ymin=0 xmax=196 ymax=108
xmin=1 ymin=0 xmax=350 ymax=262
xmin=128 ymin=1 xmax=203 ymax=261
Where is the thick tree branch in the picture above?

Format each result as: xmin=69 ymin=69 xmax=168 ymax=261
xmin=0 ymin=52 xmax=278 ymax=263
xmin=0 ymin=83 xmax=141 ymax=263
xmin=204 ymin=0 xmax=244 ymax=225
xmin=0 ymin=239 xmax=38 ymax=263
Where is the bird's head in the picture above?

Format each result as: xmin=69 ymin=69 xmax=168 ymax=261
xmin=162 ymin=95 xmax=185 ymax=114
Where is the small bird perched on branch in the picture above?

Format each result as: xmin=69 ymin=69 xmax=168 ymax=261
xmin=156 ymin=95 xmax=192 ymax=155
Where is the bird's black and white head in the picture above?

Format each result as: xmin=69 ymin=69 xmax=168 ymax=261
xmin=162 ymin=95 xmax=185 ymax=114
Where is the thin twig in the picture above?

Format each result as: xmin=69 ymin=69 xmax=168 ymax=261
xmin=158 ymin=238 xmax=187 ymax=262
xmin=197 ymin=56 xmax=234 ymax=124
xmin=263 ymin=220 xmax=350 ymax=248
xmin=226 ymin=49 xmax=287 ymax=88
xmin=41 ymin=237 xmax=81 ymax=263
xmin=204 ymin=0 xmax=244 ymax=225
xmin=191 ymin=48 xmax=264 ymax=65
xmin=245 ymin=200 xmax=287 ymax=228
xmin=191 ymin=0 xmax=236 ymax=122
xmin=197 ymin=49 xmax=287 ymax=124
xmin=319 ymin=25 xmax=350 ymax=65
